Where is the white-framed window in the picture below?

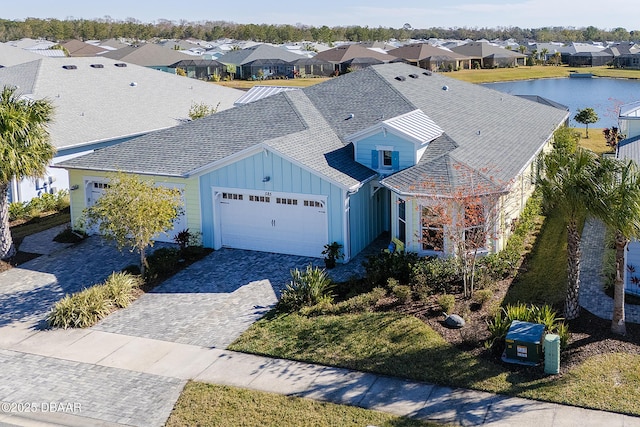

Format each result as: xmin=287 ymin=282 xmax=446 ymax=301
xmin=398 ymin=198 xmax=406 ymax=244
xmin=464 ymin=204 xmax=486 ymax=250
xmin=421 ymin=206 xmax=444 ymax=252
xmin=381 ymin=150 xmax=393 ymax=169
xmin=371 ymin=148 xmax=399 ymax=172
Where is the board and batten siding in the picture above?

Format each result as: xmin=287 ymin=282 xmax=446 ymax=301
xmin=66 ymin=169 xmax=201 ymax=236
xmin=354 ymin=132 xmax=418 ymax=171
xmin=348 ymin=182 xmax=389 ymax=256
xmin=198 ymin=149 xmax=345 ymax=250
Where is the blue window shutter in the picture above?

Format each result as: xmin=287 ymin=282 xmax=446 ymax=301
xmin=392 ymin=151 xmax=400 ymax=170
xmin=371 ymin=150 xmax=379 ymax=169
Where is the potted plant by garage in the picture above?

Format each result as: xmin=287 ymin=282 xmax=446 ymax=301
xmin=322 ymin=242 xmax=343 ymax=269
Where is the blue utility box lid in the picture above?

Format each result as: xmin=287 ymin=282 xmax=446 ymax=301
xmin=505 ymin=320 xmax=545 ymax=344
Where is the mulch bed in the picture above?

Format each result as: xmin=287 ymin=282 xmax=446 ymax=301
xmin=0 ymin=251 xmax=42 ymax=272
xmin=398 ymin=288 xmax=640 ymax=376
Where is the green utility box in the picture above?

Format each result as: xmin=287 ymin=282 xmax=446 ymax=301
xmin=502 ymin=320 xmax=545 ymax=365
xmin=544 ymin=334 xmax=560 ymax=374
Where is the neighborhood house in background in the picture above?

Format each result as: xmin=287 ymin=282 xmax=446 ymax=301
xmin=0 ymin=49 xmax=243 ymax=205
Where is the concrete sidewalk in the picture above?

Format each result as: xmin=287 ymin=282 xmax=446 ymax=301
xmin=1 ymin=323 xmax=638 ymax=427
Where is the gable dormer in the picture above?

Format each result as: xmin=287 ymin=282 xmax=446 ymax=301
xmin=348 ymin=109 xmax=444 ymax=175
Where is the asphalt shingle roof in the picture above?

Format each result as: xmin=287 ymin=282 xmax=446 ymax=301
xmin=101 ymin=44 xmax=193 ymax=67
xmin=59 ymin=62 xmax=568 ymax=195
xmin=0 ymin=57 xmax=243 ymax=150
xmin=0 ymin=43 xmax=44 ymax=67
xmin=314 ymin=45 xmax=397 ymax=63
xmin=217 ymin=44 xmax=304 ymax=66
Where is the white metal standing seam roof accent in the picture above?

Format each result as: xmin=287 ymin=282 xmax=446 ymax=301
xmin=383 ymin=110 xmax=444 ymax=145
xmin=620 ymin=101 xmax=640 ymax=117
xmin=234 ymin=85 xmax=301 ymax=106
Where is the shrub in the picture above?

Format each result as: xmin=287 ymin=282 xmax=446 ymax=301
xmin=386 ymin=277 xmax=399 ymax=290
xmin=363 ymin=251 xmax=420 ymax=287
xmin=437 ymin=294 xmax=456 ymax=314
xmin=180 ymin=245 xmax=208 ymax=262
xmin=8 ymin=202 xmax=31 ymax=221
xmin=27 ymin=192 xmax=58 ymax=213
xmin=504 ymin=302 xmax=531 ymax=322
xmin=411 ymin=257 xmax=460 ymax=298
xmin=472 ymin=289 xmax=493 ymax=306
xmin=554 ymin=322 xmax=571 ymax=349
xmin=174 ymin=229 xmax=192 ymax=251
xmin=333 ymin=287 xmax=387 ymax=314
xmin=103 ymin=272 xmax=142 ymax=308
xmin=277 ymin=265 xmax=334 ymax=313
xmin=477 ymin=253 xmax=513 ymax=281
xmin=486 ymin=303 xmax=570 ymax=350
xmin=391 ymin=284 xmax=412 ymax=304
xmin=145 ymin=247 xmax=181 ymax=280
xmin=485 ymin=309 xmax=512 ymax=349
xmin=46 ymin=272 xmax=140 ymax=329
xmin=8 ymin=190 xmax=70 ymax=222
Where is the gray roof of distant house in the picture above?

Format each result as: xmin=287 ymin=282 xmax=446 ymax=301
xmin=451 ymin=42 xmax=525 ymax=59
xmin=217 ymin=44 xmax=304 ymax=66
xmin=59 ymin=62 xmax=568 ymax=194
xmin=0 ymin=43 xmax=45 ymax=67
xmin=314 ymin=44 xmax=397 ymax=63
xmin=101 ymin=43 xmax=193 ymax=67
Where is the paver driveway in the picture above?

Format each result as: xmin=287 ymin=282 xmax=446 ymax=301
xmin=93 ymin=249 xmax=324 ymax=348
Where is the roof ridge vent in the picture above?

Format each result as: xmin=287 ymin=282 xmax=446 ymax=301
xmin=62 ymin=65 xmax=77 ymax=70
xmin=408 ymin=73 xmax=419 ymax=79
xmin=395 ymin=75 xmax=406 ymax=81
xmin=90 ymin=63 xmax=104 ymax=68
xmin=114 ymin=63 xmax=127 ymax=67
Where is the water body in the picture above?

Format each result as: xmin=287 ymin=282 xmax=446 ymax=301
xmin=483 ymin=77 xmax=640 ymax=128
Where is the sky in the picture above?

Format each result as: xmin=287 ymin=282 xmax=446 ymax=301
xmin=2 ymin=0 xmax=636 ymax=31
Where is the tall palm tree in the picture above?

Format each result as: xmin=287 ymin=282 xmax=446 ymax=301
xmin=597 ymin=158 xmax=640 ymax=335
xmin=0 ymin=86 xmax=55 ymax=259
xmin=541 ymin=48 xmax=549 ymax=65
xmin=538 ymin=147 xmax=609 ymax=320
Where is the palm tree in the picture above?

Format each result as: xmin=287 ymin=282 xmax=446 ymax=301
xmin=597 ymin=158 xmax=640 ymax=335
xmin=531 ymin=49 xmax=538 ymax=65
xmin=0 ymin=86 xmax=55 ymax=259
xmin=554 ymin=51 xmax=562 ymax=66
xmin=538 ymin=147 xmax=610 ymax=320
xmin=541 ymin=48 xmax=549 ymax=65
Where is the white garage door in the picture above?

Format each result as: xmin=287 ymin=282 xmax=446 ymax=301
xmin=217 ymin=189 xmax=328 ymax=258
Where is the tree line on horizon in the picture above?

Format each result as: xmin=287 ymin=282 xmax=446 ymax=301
xmin=0 ymin=17 xmax=638 ymax=45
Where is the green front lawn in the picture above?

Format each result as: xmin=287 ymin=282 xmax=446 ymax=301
xmin=229 ymin=311 xmax=640 ymax=416
xmin=166 ymin=381 xmax=442 ymax=427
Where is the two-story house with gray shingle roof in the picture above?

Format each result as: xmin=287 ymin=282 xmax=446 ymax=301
xmin=0 ymin=56 xmax=243 ymax=210
xmin=57 ymin=63 xmax=568 ymax=260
